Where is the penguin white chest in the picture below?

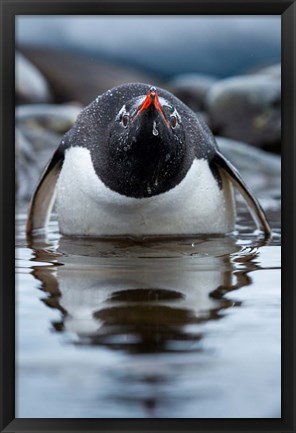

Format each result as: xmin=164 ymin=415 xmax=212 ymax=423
xmin=56 ymin=147 xmax=235 ymax=236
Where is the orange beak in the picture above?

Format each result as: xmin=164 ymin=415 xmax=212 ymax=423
xmin=135 ymin=87 xmax=169 ymax=125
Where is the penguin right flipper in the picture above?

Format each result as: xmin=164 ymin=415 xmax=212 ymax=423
xmin=212 ymin=151 xmax=272 ymax=236
xmin=26 ymin=147 xmax=64 ymax=234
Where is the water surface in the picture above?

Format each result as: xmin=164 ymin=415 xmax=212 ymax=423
xmin=16 ymin=200 xmax=281 ymax=418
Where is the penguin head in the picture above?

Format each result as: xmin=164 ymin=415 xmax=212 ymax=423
xmin=110 ymin=86 xmax=186 ymax=158
xmin=63 ymin=83 xmax=216 ymax=198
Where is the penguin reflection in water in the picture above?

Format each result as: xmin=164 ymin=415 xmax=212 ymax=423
xmin=27 ymin=83 xmax=271 ymax=237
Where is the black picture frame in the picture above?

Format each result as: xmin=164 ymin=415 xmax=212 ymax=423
xmin=1 ymin=0 xmax=295 ymax=432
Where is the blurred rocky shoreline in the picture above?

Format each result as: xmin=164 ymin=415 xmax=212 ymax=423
xmin=15 ymin=47 xmax=281 ymax=207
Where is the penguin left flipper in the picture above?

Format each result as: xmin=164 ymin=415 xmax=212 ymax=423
xmin=212 ymin=151 xmax=271 ymax=236
xmin=26 ymin=147 xmax=64 ymax=234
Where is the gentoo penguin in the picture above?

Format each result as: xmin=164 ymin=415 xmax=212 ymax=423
xmin=26 ymin=83 xmax=271 ymax=237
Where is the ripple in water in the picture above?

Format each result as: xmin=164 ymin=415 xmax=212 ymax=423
xmin=15 ymin=202 xmax=281 ymax=418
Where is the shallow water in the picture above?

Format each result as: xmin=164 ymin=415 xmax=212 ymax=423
xmin=15 ymin=199 xmax=281 ymax=418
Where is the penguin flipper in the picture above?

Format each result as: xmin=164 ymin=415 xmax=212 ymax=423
xmin=26 ymin=147 xmax=64 ymax=234
xmin=212 ymin=151 xmax=271 ymax=236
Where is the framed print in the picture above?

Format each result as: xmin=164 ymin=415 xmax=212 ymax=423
xmin=1 ymin=0 xmax=295 ymax=432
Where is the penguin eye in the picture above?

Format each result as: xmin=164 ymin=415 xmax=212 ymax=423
xmin=121 ymin=114 xmax=130 ymax=128
xmin=170 ymin=116 xmax=177 ymax=129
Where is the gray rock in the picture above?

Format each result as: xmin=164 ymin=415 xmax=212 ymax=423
xmin=255 ymin=63 xmax=281 ymax=78
xmin=15 ymin=52 xmax=52 ymax=104
xmin=16 ymin=124 xmax=62 ymax=205
xmin=166 ymin=74 xmax=217 ymax=111
xmin=15 ymin=128 xmax=37 ymax=202
xmin=16 ymin=103 xmax=83 ymax=204
xmin=20 ymin=47 xmax=160 ymax=105
xmin=16 ymin=104 xmax=82 ymax=134
xmin=216 ymin=136 xmax=280 ymax=196
xmin=18 ymin=124 xmax=62 ymax=155
xmin=206 ymin=74 xmax=281 ymax=152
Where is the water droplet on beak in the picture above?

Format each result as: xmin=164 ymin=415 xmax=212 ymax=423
xmin=152 ymin=121 xmax=159 ymax=136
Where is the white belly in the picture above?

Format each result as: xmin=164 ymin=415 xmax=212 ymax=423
xmin=56 ymin=147 xmax=235 ymax=236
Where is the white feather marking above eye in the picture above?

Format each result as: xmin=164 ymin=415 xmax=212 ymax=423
xmin=115 ymin=104 xmax=127 ymax=121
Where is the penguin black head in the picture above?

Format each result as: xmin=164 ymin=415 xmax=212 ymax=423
xmin=106 ymin=86 xmax=190 ymax=197
xmin=61 ymin=83 xmax=218 ymax=198
xmin=111 ymin=86 xmax=184 ymax=150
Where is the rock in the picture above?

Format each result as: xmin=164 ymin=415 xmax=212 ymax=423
xmin=166 ymin=73 xmax=217 ymax=111
xmin=16 ymin=103 xmax=83 ymax=204
xmin=16 ymin=104 xmax=82 ymax=134
xmin=216 ymin=136 xmax=281 ymax=196
xmin=206 ymin=74 xmax=281 ymax=152
xmin=16 ymin=125 xmax=62 ymax=205
xmin=255 ymin=63 xmax=281 ymax=78
xmin=20 ymin=47 xmax=161 ymax=105
xmin=15 ymin=128 xmax=37 ymax=203
xmin=15 ymin=52 xmax=52 ymax=104
xmin=18 ymin=124 xmax=62 ymax=155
